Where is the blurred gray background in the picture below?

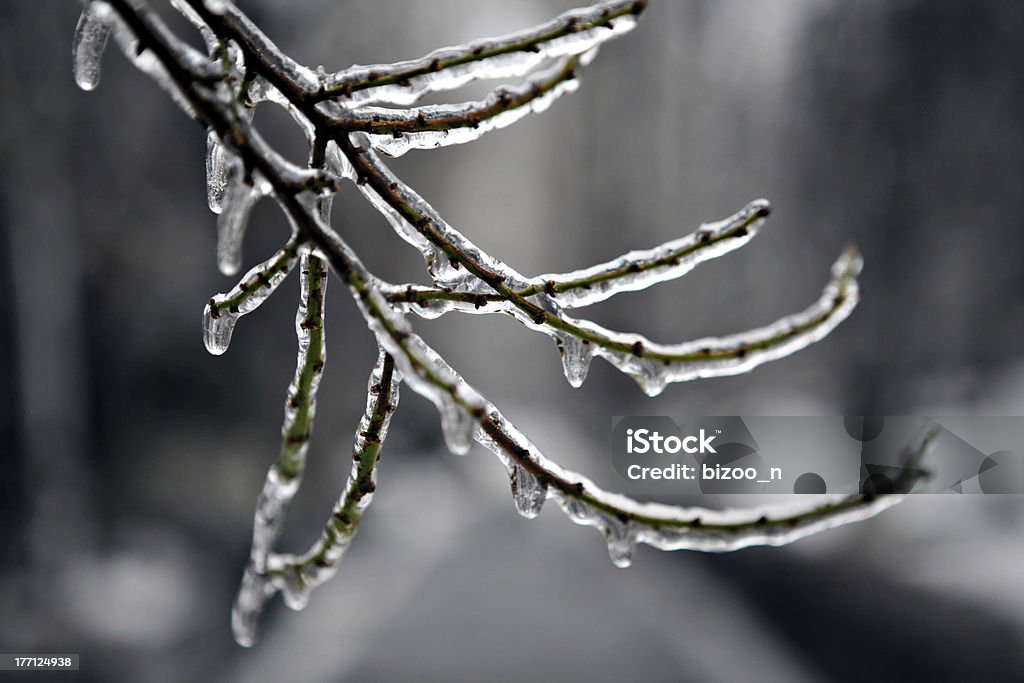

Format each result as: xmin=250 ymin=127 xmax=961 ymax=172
xmin=2 ymin=1 xmax=1024 ymax=681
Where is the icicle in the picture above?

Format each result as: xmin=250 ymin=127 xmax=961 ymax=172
xmin=206 ymin=132 xmax=233 ymax=214
xmin=73 ymin=3 xmax=111 ymax=91
xmin=603 ymin=517 xmax=636 ymax=568
xmin=632 ymin=358 xmax=670 ymax=398
xmin=203 ymin=240 xmax=301 ymax=355
xmin=557 ymin=335 xmax=593 ymax=388
xmin=511 ymin=464 xmax=547 ymax=519
xmin=217 ymin=164 xmax=264 ymax=276
xmin=439 ymin=394 xmax=476 ymax=455
xmin=203 ymin=307 xmax=238 ymax=355
xmin=324 ymin=140 xmax=356 ymax=182
xmin=559 ymin=495 xmax=592 ymax=524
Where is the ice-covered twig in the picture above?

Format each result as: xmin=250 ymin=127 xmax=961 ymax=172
xmin=242 ymin=353 xmax=399 ymax=625
xmin=179 ymin=0 xmax=321 ymax=95
xmin=329 ymin=271 xmax=930 ymax=565
xmin=203 ymin=235 xmax=304 ymax=355
xmin=315 ymin=1 xmax=646 ymax=106
xmin=345 ymin=142 xmax=859 ymax=392
xmin=330 ymin=54 xmax=586 ymax=157
xmin=383 ymin=199 xmax=770 ymax=310
xmin=387 ymin=246 xmax=859 ymax=393
xmin=477 ymin=408 xmax=937 ymax=564
xmin=232 ymin=251 xmax=328 ymax=645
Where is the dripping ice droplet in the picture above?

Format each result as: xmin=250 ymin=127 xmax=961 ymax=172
xmin=558 ymin=335 xmax=593 ymax=388
xmin=511 ymin=464 xmax=547 ymax=519
xmin=605 ymin=520 xmax=636 ymax=568
xmin=217 ymin=169 xmax=262 ymax=276
xmin=73 ymin=3 xmax=112 ymax=91
xmin=439 ymin=395 xmax=476 ymax=455
xmin=203 ymin=305 xmax=237 ymax=355
xmin=206 ymin=133 xmax=232 ymax=214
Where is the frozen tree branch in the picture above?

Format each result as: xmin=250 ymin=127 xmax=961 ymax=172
xmin=234 ymin=350 xmax=399 ymax=647
xmin=314 ymin=0 xmax=645 ymax=106
xmin=384 ymin=199 xmax=770 ymax=310
xmin=328 ymin=54 xmax=588 ymax=157
xmin=72 ymin=0 xmax=927 ymax=647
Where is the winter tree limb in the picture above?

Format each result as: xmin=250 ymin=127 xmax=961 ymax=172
xmin=72 ymin=0 xmax=926 ymax=647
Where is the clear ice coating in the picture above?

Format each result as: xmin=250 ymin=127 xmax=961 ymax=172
xmin=361 ymin=53 xmax=590 ymax=158
xmin=279 ymin=569 xmax=311 ymax=611
xmin=231 ymin=566 xmax=275 ymax=648
xmin=558 ymin=335 xmax=594 ymax=388
xmin=231 ymin=350 xmax=401 ymax=647
xmin=321 ymin=1 xmax=639 ymax=108
xmin=84 ymin=1 xmax=207 ymax=120
xmin=217 ymin=165 xmax=267 ymax=276
xmin=199 ymin=0 xmax=322 ymax=93
xmin=353 ymin=139 xmax=855 ymax=395
xmin=250 ymin=468 xmax=303 ymax=575
xmin=354 ymin=291 xmax=911 ymax=564
xmin=73 ymin=3 xmax=111 ymax=91
xmin=534 ymin=199 xmax=771 ymax=309
xmin=205 ymin=132 xmax=232 ymax=214
xmin=169 ymin=0 xmax=218 ymax=53
xmin=349 ymin=139 xmax=528 ymax=291
xmin=438 ymin=391 xmax=477 ymax=455
xmin=511 ymin=464 xmax=547 ymax=519
xmin=603 ymin=517 xmax=636 ymax=568
xmin=203 ymin=239 xmax=301 ymax=355
xmin=231 ymin=253 xmax=331 ymax=646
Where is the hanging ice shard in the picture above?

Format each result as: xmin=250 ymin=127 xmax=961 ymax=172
xmin=557 ymin=335 xmax=594 ymax=388
xmin=603 ymin=517 xmax=636 ymax=568
xmin=217 ymin=166 xmax=267 ymax=276
xmin=73 ymin=3 xmax=111 ymax=91
xmin=511 ymin=464 xmax=547 ymax=519
xmin=206 ymin=132 xmax=234 ymax=214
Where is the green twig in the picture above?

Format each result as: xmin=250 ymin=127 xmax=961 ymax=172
xmin=263 ymin=352 xmax=397 ymax=580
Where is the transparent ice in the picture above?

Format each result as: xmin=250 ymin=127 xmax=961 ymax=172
xmin=322 ymin=3 xmax=638 ymax=107
xmin=203 ymin=239 xmax=301 ymax=355
xmin=72 ymin=2 xmax=111 ymax=91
